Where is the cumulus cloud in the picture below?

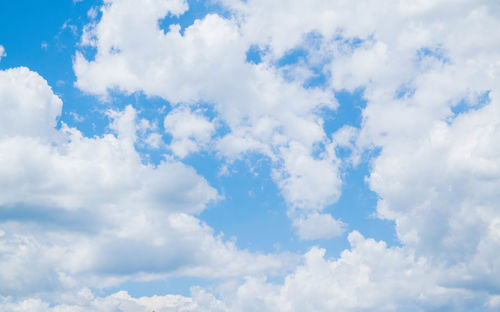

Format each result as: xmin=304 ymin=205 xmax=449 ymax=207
xmin=274 ymin=142 xmax=341 ymax=212
xmin=218 ymin=0 xmax=500 ymax=293
xmin=3 ymin=232 xmax=491 ymax=311
xmin=0 ymin=67 xmax=61 ymax=138
xmin=164 ymin=107 xmax=215 ymax=158
xmin=73 ymin=0 xmax=341 ymax=219
xmin=0 ymin=66 xmax=290 ymax=297
xmin=216 ymin=232 xmax=475 ymax=311
xmin=3 ymin=0 xmax=500 ymax=310
xmin=68 ymin=0 xmax=500 ymax=307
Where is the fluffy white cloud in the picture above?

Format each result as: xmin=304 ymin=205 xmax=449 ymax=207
xmin=274 ymin=141 xmax=341 ymax=212
xmin=217 ymin=232 xmax=476 ymax=311
xmin=5 ymin=0 xmax=499 ymax=310
xmin=74 ymin=0 xmax=342 ymax=218
xmin=0 ymin=104 xmax=216 ymax=215
xmin=303 ymin=0 xmax=500 ymax=294
xmin=368 ymin=96 xmax=500 ymax=289
xmin=6 ymin=232 xmax=493 ymax=311
xmin=221 ymin=0 xmax=500 ymax=299
xmin=164 ymin=107 xmax=215 ymax=158
xmin=0 ymin=67 xmax=290 ymax=298
xmin=293 ymin=213 xmax=345 ymax=240
xmin=206 ymin=0 xmax=500 ymax=307
xmin=0 ymin=67 xmax=62 ymax=138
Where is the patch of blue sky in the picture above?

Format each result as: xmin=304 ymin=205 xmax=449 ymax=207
xmin=324 ymin=89 xmax=365 ymax=136
xmin=417 ymin=45 xmax=450 ymax=64
xmin=0 ymin=0 xmax=99 ymax=75
xmin=191 ymin=146 xmax=399 ymax=263
xmin=329 ymin=148 xmax=399 ymax=247
xmin=451 ymin=90 xmax=491 ymax=116
xmin=320 ymin=89 xmax=399 ymax=255
xmin=245 ymin=44 xmax=266 ymax=64
xmin=194 ymin=153 xmax=292 ymax=252
xmin=277 ymin=47 xmax=309 ymax=68
xmin=181 ymin=142 xmax=353 ymax=261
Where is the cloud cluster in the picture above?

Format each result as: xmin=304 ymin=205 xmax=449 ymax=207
xmin=72 ymin=0 xmax=500 ymax=309
xmin=3 ymin=0 xmax=500 ymax=310
xmin=215 ymin=0 xmax=500 ymax=301
xmin=4 ymin=232 xmax=497 ymax=311
xmin=74 ymin=0 xmax=345 ymax=235
xmin=0 ymin=66 xmax=288 ymax=299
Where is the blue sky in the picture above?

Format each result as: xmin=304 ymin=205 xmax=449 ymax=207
xmin=1 ymin=0 xmax=500 ymax=311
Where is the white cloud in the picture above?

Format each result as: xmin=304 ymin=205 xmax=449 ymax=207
xmin=0 ymin=288 xmax=225 ymax=312
xmin=0 ymin=67 xmax=290 ymax=297
xmin=69 ymin=111 xmax=84 ymax=122
xmin=0 ymin=67 xmax=61 ymax=139
xmin=368 ymin=97 xmax=500 ymax=288
xmin=216 ymin=0 xmax=500 ymax=296
xmin=0 ymin=45 xmax=5 ymax=62
xmin=274 ymin=141 xmax=341 ymax=212
xmin=228 ymin=231 xmax=486 ymax=311
xmin=74 ymin=0 xmax=341 ymax=220
xmin=293 ymin=213 xmax=345 ymax=240
xmin=144 ymin=132 xmax=164 ymax=149
xmin=300 ymin=0 xmax=500 ymax=294
xmin=4 ymin=232 xmax=489 ymax=311
xmin=164 ymin=107 xmax=215 ymax=158
xmin=87 ymin=7 xmax=99 ymax=19
xmin=20 ymin=0 xmax=500 ymax=309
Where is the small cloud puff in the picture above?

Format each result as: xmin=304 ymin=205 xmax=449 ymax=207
xmin=0 ymin=45 xmax=6 ymax=62
xmin=164 ymin=107 xmax=215 ymax=158
xmin=293 ymin=212 xmax=346 ymax=240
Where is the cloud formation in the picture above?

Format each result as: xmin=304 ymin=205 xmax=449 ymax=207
xmin=71 ymin=0 xmax=500 ymax=309
xmin=74 ymin=0 xmax=343 ymax=229
xmin=2 ymin=0 xmax=500 ymax=310
xmin=0 ymin=66 xmax=288 ymax=299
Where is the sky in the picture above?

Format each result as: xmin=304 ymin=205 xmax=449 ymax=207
xmin=0 ymin=0 xmax=500 ymax=311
